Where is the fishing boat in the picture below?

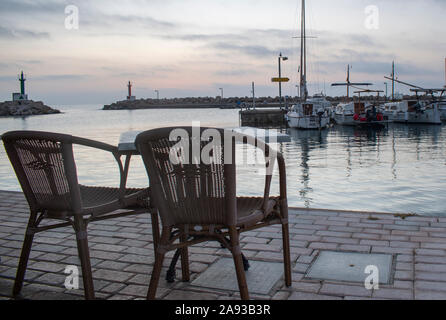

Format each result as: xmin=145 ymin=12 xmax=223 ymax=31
xmin=383 ymin=62 xmax=442 ymax=124
xmin=287 ymin=0 xmax=330 ymax=130
xmin=334 ymin=101 xmax=370 ymax=126
xmin=440 ymin=101 xmax=446 ymax=121
xmin=331 ymin=66 xmax=386 ymax=127
xmin=335 ymin=101 xmax=387 ymax=128
xmin=382 ymin=100 xmax=441 ymax=124
xmin=440 ymin=59 xmax=446 ymax=121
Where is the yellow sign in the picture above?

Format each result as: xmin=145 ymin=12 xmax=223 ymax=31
xmin=271 ymin=77 xmax=290 ymax=83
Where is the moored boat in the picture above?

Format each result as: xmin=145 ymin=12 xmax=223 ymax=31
xmin=287 ymin=0 xmax=330 ymax=130
xmin=382 ymin=100 xmax=441 ymax=124
xmin=287 ymin=94 xmax=331 ymax=129
xmin=440 ymin=101 xmax=446 ymax=121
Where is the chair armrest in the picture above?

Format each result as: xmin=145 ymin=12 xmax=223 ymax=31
xmin=71 ymin=136 xmax=129 ymax=200
xmin=72 ymin=136 xmax=119 ymax=155
xmin=230 ymin=130 xmax=282 ymax=212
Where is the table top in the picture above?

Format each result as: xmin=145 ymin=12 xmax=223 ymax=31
xmin=118 ymin=127 xmax=291 ymax=152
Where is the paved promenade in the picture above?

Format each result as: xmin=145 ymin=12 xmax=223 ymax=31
xmin=1 ymin=190 xmax=446 ymax=300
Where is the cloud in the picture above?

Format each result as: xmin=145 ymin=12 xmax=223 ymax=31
xmin=0 ymin=75 xmax=17 ymax=82
xmin=214 ymin=68 xmax=261 ymax=77
xmin=0 ymin=25 xmax=50 ymax=39
xmin=0 ymin=0 xmax=64 ymax=14
xmin=33 ymin=74 xmax=90 ymax=81
xmin=211 ymin=42 xmax=278 ymax=58
xmin=82 ymin=13 xmax=177 ymax=31
xmin=346 ymin=34 xmax=378 ymax=47
xmin=19 ymin=60 xmax=43 ymax=65
xmin=158 ymin=28 xmax=292 ymax=43
xmin=156 ymin=28 xmax=293 ymax=60
xmin=159 ymin=33 xmax=249 ymax=42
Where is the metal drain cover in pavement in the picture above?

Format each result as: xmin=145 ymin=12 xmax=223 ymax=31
xmin=191 ymin=258 xmax=284 ymax=295
xmin=306 ymin=251 xmax=393 ymax=284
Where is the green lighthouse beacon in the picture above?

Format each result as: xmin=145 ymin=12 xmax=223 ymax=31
xmin=12 ymin=71 xmax=28 ymax=101
xmin=20 ymin=71 xmax=26 ymax=96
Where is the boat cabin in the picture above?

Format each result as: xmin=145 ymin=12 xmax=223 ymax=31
xmin=354 ymin=103 xmax=365 ymax=114
xmin=303 ymin=104 xmax=313 ymax=116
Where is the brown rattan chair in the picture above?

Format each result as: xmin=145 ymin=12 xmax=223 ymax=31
xmin=2 ymin=131 xmax=156 ymax=300
xmin=135 ymin=127 xmax=291 ymax=300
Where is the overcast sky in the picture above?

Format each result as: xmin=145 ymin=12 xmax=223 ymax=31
xmin=0 ymin=0 xmax=445 ymax=105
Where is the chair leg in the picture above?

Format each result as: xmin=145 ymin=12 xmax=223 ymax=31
xmin=73 ymin=216 xmax=95 ymax=300
xmin=229 ymin=226 xmax=249 ymax=300
xmin=180 ymin=228 xmax=190 ymax=282
xmin=282 ymin=223 xmax=292 ymax=287
xmin=12 ymin=212 xmax=37 ymax=298
xmin=147 ymin=226 xmax=171 ymax=300
xmin=150 ymin=211 xmax=160 ymax=251
xmin=166 ymin=249 xmax=181 ymax=283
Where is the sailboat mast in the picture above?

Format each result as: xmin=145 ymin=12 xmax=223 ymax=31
xmin=347 ymin=65 xmax=350 ymax=98
xmin=299 ymin=0 xmax=307 ymax=101
xmin=444 ymin=57 xmax=446 ymax=88
xmin=391 ymin=61 xmax=395 ymax=101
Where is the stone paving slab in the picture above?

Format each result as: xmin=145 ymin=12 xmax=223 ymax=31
xmin=191 ymin=258 xmax=283 ymax=295
xmin=306 ymin=251 xmax=393 ymax=284
xmin=1 ymin=191 xmax=446 ymax=300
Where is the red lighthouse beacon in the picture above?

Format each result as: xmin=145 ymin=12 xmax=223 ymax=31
xmin=127 ymin=81 xmax=136 ymax=101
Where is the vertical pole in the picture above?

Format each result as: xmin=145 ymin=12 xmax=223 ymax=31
xmin=252 ymin=82 xmax=256 ymax=110
xmin=391 ymin=61 xmax=395 ymax=101
xmin=444 ymin=57 xmax=446 ymax=88
xmin=346 ymin=65 xmax=350 ymax=99
xmin=279 ymin=53 xmax=282 ymax=109
xmin=299 ymin=0 xmax=307 ymax=102
xmin=300 ymin=0 xmax=304 ymax=102
xmin=303 ymin=0 xmax=306 ymax=92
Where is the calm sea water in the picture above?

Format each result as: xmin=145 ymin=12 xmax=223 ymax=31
xmin=1 ymin=104 xmax=445 ymax=216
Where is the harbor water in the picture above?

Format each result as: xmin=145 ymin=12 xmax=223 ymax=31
xmin=1 ymin=105 xmax=445 ymax=216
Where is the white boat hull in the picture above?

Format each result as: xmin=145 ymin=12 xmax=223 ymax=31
xmin=387 ymin=108 xmax=441 ymax=124
xmin=334 ymin=113 xmax=356 ymax=126
xmin=287 ymin=113 xmax=330 ymax=129
xmin=440 ymin=104 xmax=446 ymax=121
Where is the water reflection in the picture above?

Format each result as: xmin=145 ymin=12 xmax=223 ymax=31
xmin=126 ymin=110 xmax=135 ymax=132
xmin=0 ymin=106 xmax=445 ymax=215
xmin=283 ymin=123 xmax=446 ymax=215
xmin=287 ymin=129 xmax=329 ymax=207
xmin=20 ymin=117 xmax=29 ymax=130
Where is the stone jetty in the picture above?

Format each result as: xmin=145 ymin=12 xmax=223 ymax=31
xmin=103 ymin=96 xmax=289 ymax=110
xmin=0 ymin=100 xmax=61 ymax=117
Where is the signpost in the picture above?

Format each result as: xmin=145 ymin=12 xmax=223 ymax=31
xmin=271 ymin=77 xmax=290 ymax=83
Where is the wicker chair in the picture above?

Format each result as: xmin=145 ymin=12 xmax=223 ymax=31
xmin=135 ymin=127 xmax=291 ymax=300
xmin=2 ymin=131 xmax=156 ymax=300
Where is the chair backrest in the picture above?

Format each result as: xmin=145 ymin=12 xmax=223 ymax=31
xmin=2 ymin=131 xmax=81 ymax=213
xmin=136 ymin=127 xmax=274 ymax=228
xmin=136 ymin=127 xmax=238 ymax=227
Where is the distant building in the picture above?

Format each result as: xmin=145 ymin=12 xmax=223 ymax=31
xmin=12 ymin=71 xmax=28 ymax=101
xmin=12 ymin=93 xmax=28 ymax=101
